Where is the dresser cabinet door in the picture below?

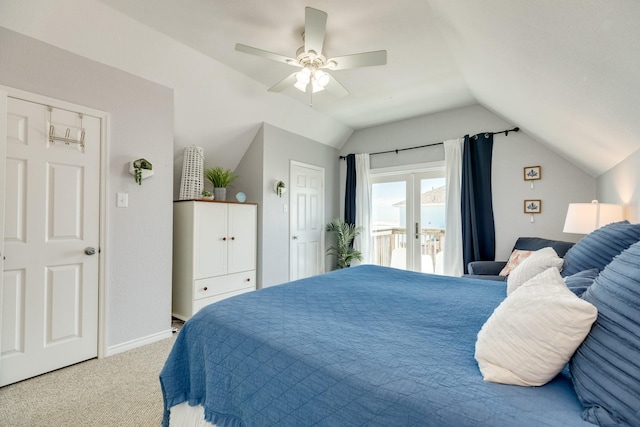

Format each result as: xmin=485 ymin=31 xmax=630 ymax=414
xmin=228 ymin=204 xmax=257 ymax=274
xmin=194 ymin=202 xmax=228 ymax=279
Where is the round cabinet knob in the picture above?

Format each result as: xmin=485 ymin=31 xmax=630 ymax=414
xmin=245 ymin=278 xmax=251 ymax=282
xmin=84 ymin=247 xmax=96 ymax=256
xmin=231 ymin=237 xmax=235 ymax=240
xmin=203 ymin=287 xmax=208 ymax=291
xmin=222 ymin=237 xmax=227 ymax=241
xmin=292 ymin=235 xmax=298 ymax=240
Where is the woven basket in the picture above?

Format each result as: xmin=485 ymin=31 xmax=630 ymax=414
xmin=179 ymin=145 xmax=204 ymax=200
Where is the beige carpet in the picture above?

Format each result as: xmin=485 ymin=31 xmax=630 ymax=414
xmin=0 ymin=329 xmax=178 ymax=427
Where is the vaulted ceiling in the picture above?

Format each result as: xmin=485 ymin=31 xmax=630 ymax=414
xmin=92 ymin=1 xmax=640 ymax=176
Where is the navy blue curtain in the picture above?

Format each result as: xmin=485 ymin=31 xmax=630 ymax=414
xmin=461 ymin=133 xmax=495 ymax=273
xmin=344 ymin=154 xmax=356 ymax=225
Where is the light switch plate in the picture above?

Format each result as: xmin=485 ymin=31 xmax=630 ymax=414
xmin=116 ymin=193 xmax=128 ymax=208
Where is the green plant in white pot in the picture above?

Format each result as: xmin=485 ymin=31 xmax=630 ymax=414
xmin=205 ymin=167 xmax=239 ymax=201
xmin=326 ymin=218 xmax=363 ymax=269
xmin=132 ymin=158 xmax=152 ymax=185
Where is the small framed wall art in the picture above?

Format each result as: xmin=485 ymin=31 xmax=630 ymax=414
xmin=524 ymin=166 xmax=541 ymax=181
xmin=524 ymin=199 xmax=542 ymax=214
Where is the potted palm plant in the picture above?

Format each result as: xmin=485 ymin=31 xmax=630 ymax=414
xmin=205 ymin=167 xmax=239 ymax=201
xmin=326 ymin=218 xmax=363 ymax=269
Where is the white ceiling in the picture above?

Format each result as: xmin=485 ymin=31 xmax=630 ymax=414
xmin=96 ymin=0 xmax=640 ymax=176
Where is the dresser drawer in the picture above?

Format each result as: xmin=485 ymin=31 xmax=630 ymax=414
xmin=194 ymin=271 xmax=255 ymax=300
xmin=192 ymin=286 xmax=254 ymax=314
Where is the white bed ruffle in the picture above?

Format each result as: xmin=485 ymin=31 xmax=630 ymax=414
xmin=169 ymin=402 xmax=216 ymax=427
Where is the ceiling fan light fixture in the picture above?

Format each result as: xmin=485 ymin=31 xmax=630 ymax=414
xmin=315 ymin=70 xmax=330 ymax=88
xmin=311 ymin=82 xmax=325 ymax=93
xmin=235 ymin=7 xmax=386 ymax=98
xmin=294 ymin=68 xmax=329 ymax=93
xmin=296 ymin=67 xmax=311 ymax=84
xmin=294 ymin=81 xmax=308 ymax=92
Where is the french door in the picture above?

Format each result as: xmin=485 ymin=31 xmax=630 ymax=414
xmin=371 ymin=166 xmax=445 ymax=273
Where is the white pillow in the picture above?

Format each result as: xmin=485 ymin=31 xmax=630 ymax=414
xmin=506 ymin=247 xmax=563 ymax=295
xmin=475 ymin=267 xmax=597 ymax=386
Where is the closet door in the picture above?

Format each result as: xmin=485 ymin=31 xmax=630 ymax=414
xmin=289 ymin=162 xmax=324 ymax=280
xmin=1 ymin=97 xmax=100 ymax=386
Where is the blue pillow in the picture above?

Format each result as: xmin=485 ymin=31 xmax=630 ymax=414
xmin=570 ymin=240 xmax=640 ymax=426
xmin=561 ymin=221 xmax=640 ymax=277
xmin=563 ymin=268 xmax=599 ymax=297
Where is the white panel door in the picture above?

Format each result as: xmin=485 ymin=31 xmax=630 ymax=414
xmin=290 ymin=162 xmax=324 ymax=281
xmin=1 ymin=97 xmax=100 ymax=386
xmin=0 ymin=91 xmax=6 ymax=377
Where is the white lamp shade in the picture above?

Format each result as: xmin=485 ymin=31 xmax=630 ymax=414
xmin=311 ymin=81 xmax=325 ymax=93
xmin=296 ymin=67 xmax=311 ymax=84
xmin=294 ymin=81 xmax=308 ymax=92
xmin=315 ymin=70 xmax=330 ymax=87
xmin=563 ymin=201 xmax=624 ymax=234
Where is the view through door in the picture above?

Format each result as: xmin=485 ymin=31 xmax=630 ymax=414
xmin=371 ymin=169 xmax=445 ymax=273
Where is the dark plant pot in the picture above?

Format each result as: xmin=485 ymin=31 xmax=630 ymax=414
xmin=213 ymin=187 xmax=226 ymax=201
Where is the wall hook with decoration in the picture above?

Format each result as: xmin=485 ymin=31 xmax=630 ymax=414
xmin=130 ymin=158 xmax=153 ymax=185
xmin=524 ymin=165 xmax=541 ymax=189
xmin=524 ymin=199 xmax=541 ymax=223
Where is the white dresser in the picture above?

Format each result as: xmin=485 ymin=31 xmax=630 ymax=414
xmin=172 ymin=200 xmax=257 ymax=320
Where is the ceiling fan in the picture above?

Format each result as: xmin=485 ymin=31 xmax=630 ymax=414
xmin=235 ymin=7 xmax=387 ymax=98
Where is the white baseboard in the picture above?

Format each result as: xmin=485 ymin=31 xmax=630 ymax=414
xmin=105 ymin=329 xmax=174 ymax=357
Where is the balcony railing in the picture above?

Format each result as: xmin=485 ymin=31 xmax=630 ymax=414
xmin=372 ymin=227 xmax=445 ymax=272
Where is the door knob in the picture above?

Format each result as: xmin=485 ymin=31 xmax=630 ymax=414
xmin=85 ymin=247 xmax=96 ymax=255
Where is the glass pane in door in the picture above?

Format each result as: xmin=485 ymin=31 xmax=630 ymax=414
xmin=419 ymin=177 xmax=446 ymax=274
xmin=371 ymin=180 xmax=408 ymax=269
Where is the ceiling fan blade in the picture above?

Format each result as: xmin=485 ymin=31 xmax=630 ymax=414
xmin=324 ymin=73 xmax=349 ymax=98
xmin=304 ymin=7 xmax=327 ymax=56
xmin=323 ymin=50 xmax=387 ymax=70
xmin=268 ymin=73 xmax=298 ymax=92
xmin=235 ymin=43 xmax=298 ymax=66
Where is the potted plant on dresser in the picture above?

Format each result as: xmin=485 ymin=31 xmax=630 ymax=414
xmin=204 ymin=167 xmax=239 ymax=201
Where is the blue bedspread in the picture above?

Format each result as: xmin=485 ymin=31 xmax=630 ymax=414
xmin=160 ymin=265 xmax=592 ymax=426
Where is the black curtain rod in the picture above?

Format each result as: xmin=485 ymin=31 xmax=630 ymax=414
xmin=339 ymin=127 xmax=519 ymax=160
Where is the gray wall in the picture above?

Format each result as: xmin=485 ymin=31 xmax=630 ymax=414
xmin=340 ymin=104 xmax=595 ymax=260
xmin=0 ymin=28 xmax=174 ymax=349
xmin=596 ymin=148 xmax=640 ymax=223
xmin=234 ymin=123 xmax=340 ymax=288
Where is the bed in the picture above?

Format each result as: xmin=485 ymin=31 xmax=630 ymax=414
xmin=161 ymin=264 xmax=598 ymax=427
